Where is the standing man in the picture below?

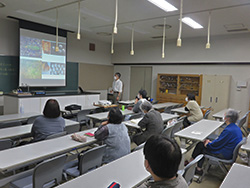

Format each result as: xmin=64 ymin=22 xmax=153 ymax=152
xmin=112 ymin=72 xmax=123 ymax=104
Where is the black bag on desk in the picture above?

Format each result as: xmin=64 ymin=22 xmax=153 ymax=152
xmin=65 ymin=104 xmax=81 ymax=111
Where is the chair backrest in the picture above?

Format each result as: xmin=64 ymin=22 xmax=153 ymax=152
xmin=183 ymin=154 xmax=203 ymax=185
xmin=203 ymin=110 xmax=211 ymax=119
xmin=77 ymin=110 xmax=91 ymax=123
xmin=232 ymin=137 xmax=247 ymax=162
xmin=161 ymin=126 xmax=174 ymax=138
xmin=171 ymin=119 xmax=184 ymax=139
xmin=79 ymin=145 xmax=106 ymax=174
xmin=129 ymin=113 xmax=143 ymax=120
xmin=65 ymin=124 xmax=80 ymax=134
xmin=27 ymin=115 xmax=42 ymax=124
xmin=0 ymin=120 xmax=22 ymax=129
xmin=164 ymin=106 xmax=173 ymax=114
xmin=237 ymin=112 xmax=249 ymax=129
xmin=133 ymin=143 xmax=145 ymax=151
xmin=0 ymin=139 xmax=12 ymax=151
xmin=46 ymin=131 xmax=67 ymax=140
xmin=33 ymin=154 xmax=67 ymax=188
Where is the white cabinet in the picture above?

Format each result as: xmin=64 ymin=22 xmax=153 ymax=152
xmin=4 ymin=94 xmax=100 ymax=115
xmin=201 ymin=75 xmax=231 ymax=116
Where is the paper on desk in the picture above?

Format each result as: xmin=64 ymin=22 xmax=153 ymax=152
xmin=191 ymin=131 xmax=202 ymax=135
xmin=130 ymin=118 xmax=142 ymax=124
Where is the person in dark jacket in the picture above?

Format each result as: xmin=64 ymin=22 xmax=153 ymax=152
xmin=94 ymin=107 xmax=130 ymax=163
xmin=190 ymin=109 xmax=242 ymax=175
xmin=132 ymin=100 xmax=164 ymax=146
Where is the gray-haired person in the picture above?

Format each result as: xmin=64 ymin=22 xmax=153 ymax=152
xmin=132 ymin=100 xmax=164 ymax=145
xmin=188 ymin=109 xmax=242 ymax=175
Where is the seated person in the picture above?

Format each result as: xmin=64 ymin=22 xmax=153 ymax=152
xmin=190 ymin=109 xmax=242 ymax=175
xmin=139 ymin=135 xmax=188 ymax=188
xmin=94 ymin=107 xmax=131 ymax=163
xmin=31 ymin=99 xmax=65 ymax=142
xmin=133 ymin=89 xmax=148 ymax=113
xmin=132 ymin=100 xmax=164 ymax=146
xmin=183 ymin=93 xmax=203 ymax=128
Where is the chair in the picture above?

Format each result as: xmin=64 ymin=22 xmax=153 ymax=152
xmin=76 ymin=109 xmax=92 ymax=129
xmin=198 ymin=137 xmax=247 ymax=183
xmin=176 ymin=103 xmax=184 ymax=108
xmin=237 ymin=111 xmax=250 ymax=136
xmin=203 ymin=110 xmax=211 ymax=119
xmin=64 ymin=145 xmax=106 ymax=178
xmin=133 ymin=142 xmax=145 ymax=152
xmin=45 ymin=131 xmax=67 ymax=140
xmin=0 ymin=139 xmax=12 ymax=151
xmin=10 ymin=154 xmax=67 ymax=188
xmin=27 ymin=115 xmax=42 ymax=124
xmin=179 ymin=154 xmax=203 ymax=185
xmin=164 ymin=106 xmax=173 ymax=114
xmin=65 ymin=124 xmax=80 ymax=134
xmin=161 ymin=126 xmax=174 ymax=139
xmin=171 ymin=119 xmax=184 ymax=139
xmin=0 ymin=120 xmax=22 ymax=129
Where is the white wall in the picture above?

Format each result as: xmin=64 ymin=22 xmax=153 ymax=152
xmin=113 ymin=33 xmax=250 ymax=115
xmin=114 ymin=66 xmax=131 ymax=100
xmin=67 ymin=33 xmax=112 ymax=65
xmin=0 ymin=18 xmax=19 ymax=56
xmin=112 ymin=33 xmax=250 ymax=63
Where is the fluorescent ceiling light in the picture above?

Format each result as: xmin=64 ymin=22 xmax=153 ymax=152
xmin=147 ymin=0 xmax=177 ymax=12
xmin=182 ymin=17 xmax=203 ymax=29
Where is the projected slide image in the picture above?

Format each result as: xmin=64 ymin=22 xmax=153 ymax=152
xmin=51 ymin=42 xmax=66 ymax=56
xmin=20 ymin=36 xmax=42 ymax=58
xmin=20 ymin=59 xmax=42 ymax=79
xmin=50 ymin=63 xmax=65 ymax=75
xmin=42 ymin=62 xmax=51 ymax=75
xmin=42 ymin=41 xmax=51 ymax=55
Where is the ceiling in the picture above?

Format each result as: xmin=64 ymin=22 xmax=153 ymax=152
xmin=0 ymin=0 xmax=250 ymax=43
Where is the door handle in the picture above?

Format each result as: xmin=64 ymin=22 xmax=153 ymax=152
xmin=215 ymin=97 xmax=218 ymax=103
xmin=210 ymin=97 xmax=212 ymax=103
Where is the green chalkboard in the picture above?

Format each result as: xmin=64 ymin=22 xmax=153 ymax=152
xmin=0 ymin=56 xmax=78 ymax=92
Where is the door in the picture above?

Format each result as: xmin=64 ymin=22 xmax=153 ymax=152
xmin=130 ymin=67 xmax=152 ymax=99
xmin=201 ymin=75 xmax=215 ymax=108
xmin=213 ymin=75 xmax=231 ymax=113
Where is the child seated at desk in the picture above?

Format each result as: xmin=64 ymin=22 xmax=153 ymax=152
xmin=94 ymin=107 xmax=130 ymax=163
xmin=31 ymin=99 xmax=65 ymax=142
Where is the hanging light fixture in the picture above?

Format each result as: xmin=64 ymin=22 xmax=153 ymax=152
xmin=111 ymin=33 xmax=115 ymax=54
xmin=206 ymin=12 xmax=211 ymax=49
xmin=162 ymin=18 xmax=166 ymax=58
xmin=177 ymin=0 xmax=183 ymax=47
xmin=113 ymin=0 xmax=118 ymax=34
xmin=77 ymin=0 xmax=81 ymax=40
xmin=55 ymin=8 xmax=59 ymax=52
xmin=130 ymin=24 xmax=134 ymax=55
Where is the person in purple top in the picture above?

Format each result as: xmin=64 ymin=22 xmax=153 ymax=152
xmin=190 ymin=109 xmax=242 ymax=175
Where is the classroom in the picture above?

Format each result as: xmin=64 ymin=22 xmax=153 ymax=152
xmin=0 ymin=0 xmax=250 ymax=188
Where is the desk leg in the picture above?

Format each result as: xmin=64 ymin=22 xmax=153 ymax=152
xmin=180 ymin=138 xmax=186 ymax=148
xmin=247 ymin=151 xmax=250 ymax=166
xmin=179 ymin=153 xmax=185 ymax=170
xmin=89 ymin=119 xmax=94 ymax=128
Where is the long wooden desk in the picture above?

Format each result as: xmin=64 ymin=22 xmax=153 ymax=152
xmin=175 ymin=119 xmax=224 ymax=149
xmin=55 ymin=148 xmax=187 ymax=188
xmin=152 ymin=102 xmax=179 ymax=110
xmin=0 ymin=112 xmax=40 ymax=123
xmin=0 ymin=119 xmax=79 ymax=140
xmin=0 ymin=128 xmax=97 ymax=173
xmin=220 ymin=163 xmax=250 ymax=188
xmin=213 ymin=109 xmax=241 ymax=121
xmin=124 ymin=113 xmax=179 ymax=129
xmin=86 ymin=109 xmax=135 ymax=121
